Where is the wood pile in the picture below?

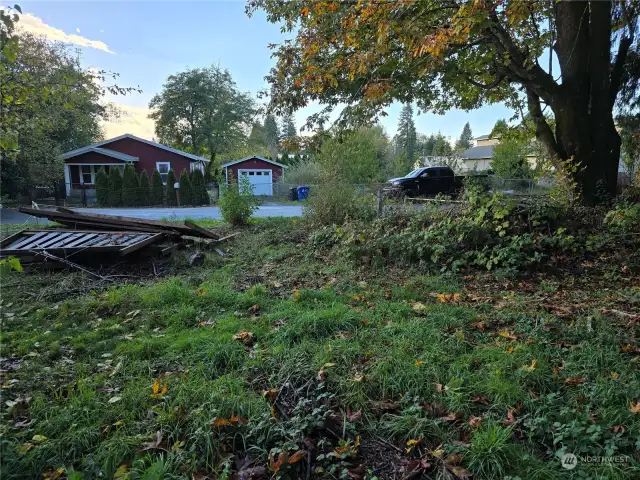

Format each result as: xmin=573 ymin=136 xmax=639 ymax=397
xmin=3 ymin=208 xmax=238 ymax=266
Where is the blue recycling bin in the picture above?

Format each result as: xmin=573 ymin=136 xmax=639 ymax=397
xmin=296 ymin=186 xmax=309 ymax=201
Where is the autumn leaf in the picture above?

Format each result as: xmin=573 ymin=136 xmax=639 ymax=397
xmin=229 ymin=413 xmax=248 ymax=424
xmin=262 ymin=387 xmax=277 ymax=400
xmin=293 ymin=288 xmax=301 ymax=301
xmin=233 ymin=330 xmax=256 ymax=347
xmin=269 ymin=452 xmax=288 ymax=472
xmin=347 ymin=407 xmax=362 ymax=422
xmin=415 ymin=360 xmax=425 ymax=366
xmin=32 ymin=434 xmax=47 ymax=443
xmin=629 ymin=401 xmax=640 ymax=414
xmin=470 ymin=321 xmax=487 ymax=331
xmin=564 ymin=377 xmax=585 ymax=385
xmin=211 ymin=418 xmax=230 ymax=427
xmin=152 ymin=379 xmax=160 ymax=395
xmin=522 ymin=359 xmax=537 ymax=371
xmin=498 ymin=329 xmax=517 ymax=341
xmin=288 ymin=450 xmax=306 ymax=464
xmin=504 ymin=408 xmax=516 ymax=425
xmin=317 ymin=362 xmax=337 ymax=380
xmin=411 ymin=301 xmax=428 ymax=314
xmin=406 ymin=438 xmax=422 ymax=453
xmin=468 ymin=416 xmax=482 ymax=428
xmin=449 ymin=465 xmax=472 ymax=479
xmin=300 ymin=7 xmax=310 ymax=17
xmin=114 ymin=464 xmax=130 ymax=479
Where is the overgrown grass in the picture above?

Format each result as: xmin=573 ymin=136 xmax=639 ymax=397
xmin=1 ymin=217 xmax=639 ymax=479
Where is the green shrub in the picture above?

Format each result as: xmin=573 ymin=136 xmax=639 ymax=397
xmin=304 ymin=183 xmax=377 ymax=226
xmin=284 ymin=157 xmax=323 ymax=186
xmin=150 ymin=169 xmax=165 ymax=206
xmin=165 ymin=170 xmax=177 ymax=206
xmin=95 ymin=167 xmax=109 ymax=206
xmin=178 ymin=169 xmax=193 ymax=206
xmin=190 ymin=168 xmax=209 ymax=205
xmin=138 ymin=170 xmax=150 ymax=206
xmin=108 ymin=167 xmax=123 ymax=207
xmin=219 ymin=172 xmax=259 ymax=226
xmin=121 ymin=164 xmax=139 ymax=207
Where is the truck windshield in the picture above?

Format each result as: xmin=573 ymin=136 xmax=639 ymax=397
xmin=405 ymin=168 xmax=424 ymax=178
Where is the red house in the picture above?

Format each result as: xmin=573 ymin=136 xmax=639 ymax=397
xmin=61 ymin=134 xmax=209 ymax=199
xmin=220 ymin=156 xmax=287 ymax=196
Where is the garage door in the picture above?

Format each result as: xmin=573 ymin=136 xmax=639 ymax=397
xmin=238 ymin=169 xmax=273 ymax=196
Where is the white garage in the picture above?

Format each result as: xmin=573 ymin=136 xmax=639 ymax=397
xmin=221 ymin=156 xmax=287 ymax=196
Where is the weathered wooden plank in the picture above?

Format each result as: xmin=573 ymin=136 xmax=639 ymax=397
xmin=38 ymin=232 xmax=75 ymax=249
xmin=5 ymin=231 xmax=51 ymax=250
xmin=0 ymin=231 xmax=32 ymax=248
xmin=46 ymin=233 xmax=87 ymax=248
xmin=119 ymin=233 xmax=164 ymax=256
xmin=184 ymin=221 xmax=220 ymax=240
xmin=21 ymin=232 xmax=61 ymax=249
xmin=60 ymin=233 xmax=100 ymax=249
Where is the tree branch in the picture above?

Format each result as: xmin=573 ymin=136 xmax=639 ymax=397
xmin=526 ymin=88 xmax=564 ymax=167
xmin=466 ymin=72 xmax=506 ymax=90
xmin=610 ymin=1 xmax=636 ymax=105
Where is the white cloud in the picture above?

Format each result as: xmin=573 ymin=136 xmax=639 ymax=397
xmin=100 ymin=29 xmax=104 ymax=33
xmin=16 ymin=11 xmax=114 ymax=54
xmin=102 ymin=103 xmax=156 ymax=140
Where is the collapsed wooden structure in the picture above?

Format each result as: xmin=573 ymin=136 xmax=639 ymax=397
xmin=1 ymin=208 xmax=237 ymax=266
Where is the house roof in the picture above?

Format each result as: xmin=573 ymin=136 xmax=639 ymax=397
xmin=473 ymin=134 xmax=491 ymax=141
xmin=220 ymin=156 xmax=288 ymax=169
xmin=460 ymin=145 xmax=495 ymax=160
xmin=62 ymin=147 xmax=139 ymax=162
xmin=61 ymin=134 xmax=210 ymax=162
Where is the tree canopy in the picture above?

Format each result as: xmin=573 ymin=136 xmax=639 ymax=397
xmin=455 ymin=123 xmax=473 ymax=152
xmin=149 ymin=66 xmax=255 ymax=162
xmin=249 ymin=0 xmax=640 ymax=203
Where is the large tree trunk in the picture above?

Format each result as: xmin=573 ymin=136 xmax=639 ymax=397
xmin=531 ymin=0 xmax=621 ymax=204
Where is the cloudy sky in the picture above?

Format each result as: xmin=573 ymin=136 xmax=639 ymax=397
xmin=14 ymin=1 xmax=512 ymax=143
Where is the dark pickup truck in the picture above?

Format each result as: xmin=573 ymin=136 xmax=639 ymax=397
xmin=384 ymin=166 xmax=484 ymax=198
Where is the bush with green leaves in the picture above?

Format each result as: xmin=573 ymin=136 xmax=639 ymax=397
xmin=284 ymin=157 xmax=323 ymax=186
xmin=138 ymin=170 xmax=150 ymax=206
xmin=107 ymin=167 xmax=123 ymax=207
xmin=165 ymin=169 xmax=177 ymax=206
xmin=303 ymin=183 xmax=377 ymax=226
xmin=178 ymin=169 xmax=193 ymax=206
xmin=218 ymin=172 xmax=259 ymax=226
xmin=94 ymin=167 xmax=109 ymax=206
xmin=121 ymin=164 xmax=139 ymax=207
xmin=190 ymin=168 xmax=209 ymax=205
xmin=150 ymin=169 xmax=165 ymax=206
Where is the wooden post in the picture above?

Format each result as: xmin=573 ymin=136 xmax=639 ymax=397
xmin=377 ymin=187 xmax=383 ymax=217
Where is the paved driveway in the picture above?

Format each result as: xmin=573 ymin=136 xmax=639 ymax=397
xmin=0 ymin=205 xmax=303 ymax=224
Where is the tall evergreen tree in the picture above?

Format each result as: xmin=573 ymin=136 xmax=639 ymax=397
xmin=264 ymin=114 xmax=280 ymax=159
xmin=178 ymin=169 xmax=193 ymax=206
xmin=396 ymin=104 xmax=417 ymax=170
xmin=121 ymin=164 xmax=139 ymax=207
xmin=190 ymin=168 xmax=209 ymax=205
xmin=455 ymin=122 xmax=473 ymax=151
xmin=95 ymin=167 xmax=109 ymax=206
xmin=138 ymin=170 xmax=150 ymax=206
xmin=108 ymin=167 xmax=123 ymax=207
xmin=165 ymin=169 xmax=178 ymax=206
xmin=432 ymin=133 xmax=453 ymax=156
xmin=150 ymin=169 xmax=165 ymax=206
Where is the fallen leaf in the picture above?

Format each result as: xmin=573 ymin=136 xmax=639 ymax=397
xmin=108 ymin=396 xmax=122 ymax=404
xmin=140 ymin=431 xmax=168 ymax=452
xmin=415 ymin=360 xmax=425 ymax=366
xmin=317 ymin=362 xmax=337 ymax=381
xmin=435 ymin=383 xmax=443 ymax=393
xmin=152 ymin=379 xmax=160 ymax=395
xmin=249 ymin=304 xmax=260 ymax=316
xmin=346 ymin=408 xmax=362 ymax=422
xmin=406 ymin=438 xmax=421 ymax=453
xmin=114 ymin=464 xmax=130 ymax=479
xmin=262 ymin=387 xmax=277 ymax=400
xmin=233 ymin=330 xmax=256 ymax=347
xmin=610 ymin=425 xmax=626 ymax=433
xmin=411 ymin=302 xmax=428 ymax=314
xmin=431 ymin=292 xmax=461 ymax=304
xmin=522 ymin=359 xmax=537 ymax=371
xmin=288 ymin=450 xmax=306 ymax=464
xmin=370 ymin=400 xmax=400 ymax=411
xmin=269 ymin=452 xmax=288 ymax=472
xmin=498 ymin=329 xmax=517 ymax=341
xmin=212 ymin=418 xmax=229 ymax=427
xmin=468 ymin=416 xmax=482 ymax=428
xmin=629 ymin=401 xmax=640 ymax=414
xmin=229 ymin=413 xmax=248 ymax=424
xmin=31 ymin=434 xmax=47 ymax=443
xmin=449 ymin=465 xmax=472 ymax=479
xmin=565 ymin=377 xmax=585 ymax=385
xmin=504 ymin=408 xmax=516 ymax=425
xmin=438 ymin=412 xmax=460 ymax=422
xmin=293 ymin=289 xmax=301 ymax=301
xmin=470 ymin=321 xmax=487 ymax=331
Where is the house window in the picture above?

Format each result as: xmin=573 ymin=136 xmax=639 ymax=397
xmin=156 ymin=162 xmax=171 ymax=184
xmin=81 ymin=165 xmax=95 ymax=185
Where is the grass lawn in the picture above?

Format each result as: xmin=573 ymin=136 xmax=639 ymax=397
xmin=1 ymin=218 xmax=639 ymax=479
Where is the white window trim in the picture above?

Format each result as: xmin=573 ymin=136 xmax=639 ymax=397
xmin=80 ymin=165 xmax=97 ymax=185
xmin=156 ymin=162 xmax=171 ymax=185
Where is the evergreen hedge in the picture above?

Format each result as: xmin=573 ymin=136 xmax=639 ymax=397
xmin=165 ymin=170 xmax=178 ymax=206
xmin=122 ymin=164 xmax=139 ymax=207
xmin=108 ymin=167 xmax=122 ymax=207
xmin=191 ymin=168 xmax=209 ymax=205
xmin=178 ymin=169 xmax=193 ymax=206
xmin=95 ymin=167 xmax=109 ymax=206
xmin=139 ymin=170 xmax=150 ymax=206
xmin=150 ymin=169 xmax=165 ymax=206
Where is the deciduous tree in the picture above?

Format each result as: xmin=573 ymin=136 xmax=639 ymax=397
xmin=249 ymin=0 xmax=640 ymax=203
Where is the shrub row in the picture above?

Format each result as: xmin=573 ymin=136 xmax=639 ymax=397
xmin=94 ymin=167 xmax=209 ymax=207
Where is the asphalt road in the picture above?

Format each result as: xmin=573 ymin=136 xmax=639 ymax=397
xmin=0 ymin=204 xmax=304 ymax=224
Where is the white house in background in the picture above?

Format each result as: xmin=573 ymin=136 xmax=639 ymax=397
xmin=459 ymin=135 xmax=500 ymax=172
